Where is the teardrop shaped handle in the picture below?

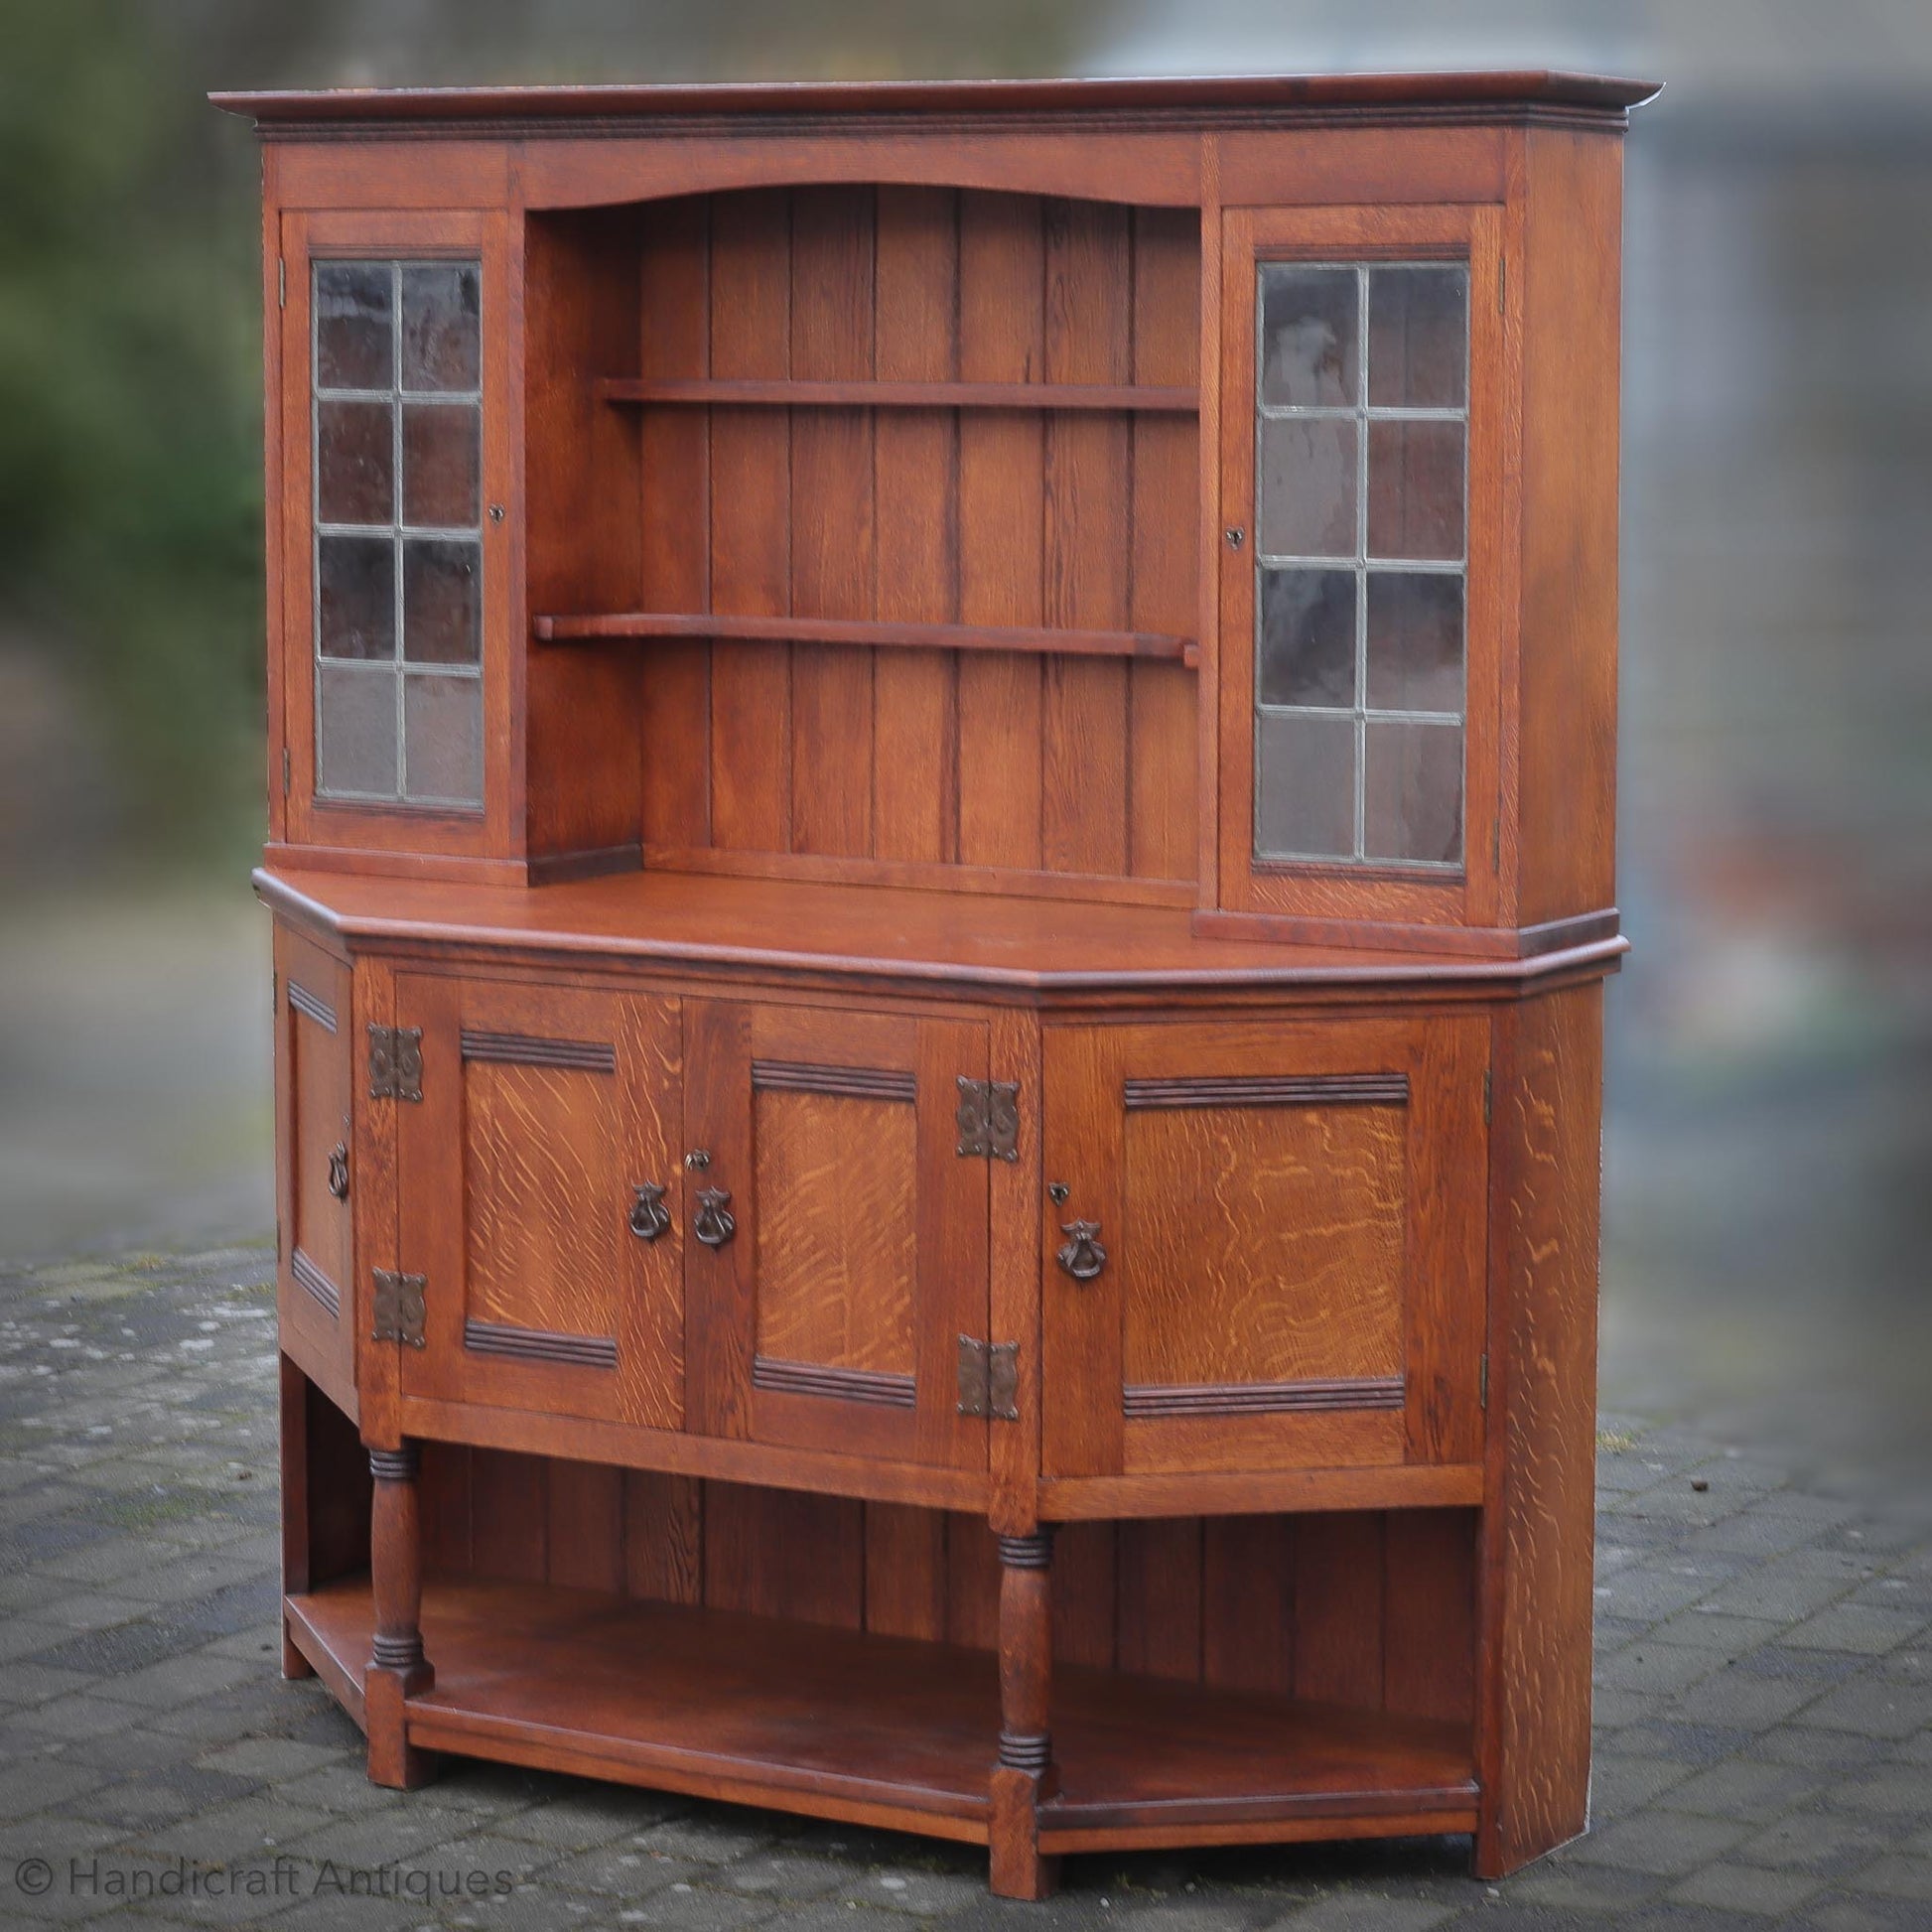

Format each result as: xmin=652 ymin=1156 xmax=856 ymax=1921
xmin=693 ymin=1185 xmax=736 ymax=1249
xmin=628 ymin=1181 xmax=670 ymax=1242
xmin=1056 ymin=1219 xmax=1107 ymax=1283
xmin=327 ymin=1143 xmax=350 ymax=1202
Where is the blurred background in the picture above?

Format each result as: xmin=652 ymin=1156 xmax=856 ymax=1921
xmin=1 ymin=2 xmax=1926 ymax=1500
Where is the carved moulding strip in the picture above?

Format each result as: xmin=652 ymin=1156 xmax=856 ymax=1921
xmin=752 ymin=1059 xmax=917 ymax=1102
xmin=1124 ymin=1073 xmax=1410 ymax=1109
xmin=289 ymin=1247 xmax=341 ymax=1320
xmin=460 ymin=1031 xmax=617 ymax=1074
xmin=753 ymin=1356 xmax=917 ymax=1410
xmin=1123 ymin=1375 xmax=1407 ymax=1418
xmin=287 ymin=980 xmax=337 ymax=1033
xmin=463 ymin=1318 xmax=619 ymax=1370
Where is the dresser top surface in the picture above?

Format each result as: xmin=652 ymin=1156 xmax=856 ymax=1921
xmin=212 ymin=69 xmax=1659 ymax=133
xmin=257 ymin=866 xmax=1623 ymax=996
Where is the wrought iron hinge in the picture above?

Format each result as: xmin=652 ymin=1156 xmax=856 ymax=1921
xmin=371 ymin=1270 xmax=427 ymax=1348
xmin=1479 ymin=1352 xmax=1490 ymax=1410
xmin=282 ymin=747 xmax=292 ymax=797
xmin=1482 ymin=1068 xmax=1492 ymax=1126
xmin=367 ymin=1025 xmax=423 ymax=1102
xmin=956 ymin=1336 xmax=1020 ymax=1422
xmin=956 ymin=1078 xmax=1020 ymax=1163
xmin=278 ymin=258 xmax=286 ymax=309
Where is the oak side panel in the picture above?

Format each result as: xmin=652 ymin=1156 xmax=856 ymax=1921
xmin=787 ymin=186 xmax=877 ymax=859
xmin=636 ymin=195 xmax=713 ymax=848
xmin=1040 ymin=199 xmax=1131 ymax=878
xmin=708 ymin=191 xmax=793 ymax=853
xmin=956 ymin=193 xmax=1045 ymax=872
xmin=1128 ymin=206 xmax=1201 ymax=886
xmin=1515 ymin=131 xmax=1622 ymax=927
xmin=873 ymin=187 xmax=960 ymax=866
xmin=1476 ymin=980 xmax=1603 ymax=1874
xmin=523 ymin=208 xmax=644 ymax=866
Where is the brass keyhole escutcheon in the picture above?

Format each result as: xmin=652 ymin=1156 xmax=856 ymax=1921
xmin=327 ymin=1143 xmax=349 ymax=1202
xmin=1057 ymin=1219 xmax=1107 ymax=1283
xmin=628 ymin=1181 xmax=670 ymax=1242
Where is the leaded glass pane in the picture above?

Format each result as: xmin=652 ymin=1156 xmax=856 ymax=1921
xmin=313 ymin=258 xmax=483 ymax=809
xmin=1252 ymin=258 xmax=1469 ymax=870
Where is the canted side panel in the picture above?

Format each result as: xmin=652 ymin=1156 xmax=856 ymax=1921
xmin=274 ymin=925 xmax=354 ymax=1406
xmin=753 ymin=1087 xmax=918 ymax=1385
xmin=1479 ymin=981 xmax=1603 ymax=1873
xmin=630 ymin=185 xmax=1199 ymax=900
xmin=1121 ymin=1100 xmax=1407 ymax=1390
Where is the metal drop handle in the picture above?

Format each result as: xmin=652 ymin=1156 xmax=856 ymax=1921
xmin=628 ymin=1181 xmax=670 ymax=1242
xmin=327 ymin=1143 xmax=349 ymax=1202
xmin=693 ymin=1185 xmax=736 ymax=1249
xmin=1057 ymin=1219 xmax=1107 ymax=1283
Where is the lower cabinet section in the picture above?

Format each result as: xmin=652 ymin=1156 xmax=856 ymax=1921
xmin=282 ymin=1377 xmax=1485 ymax=1890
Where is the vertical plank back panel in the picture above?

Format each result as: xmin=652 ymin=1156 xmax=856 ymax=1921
xmin=1050 ymin=1520 xmax=1118 ymax=1669
xmin=956 ymin=192 xmax=1046 ymax=872
xmin=1117 ymin=1517 xmax=1204 ymax=1680
xmin=788 ymin=187 xmax=878 ymax=857
xmin=546 ymin=1458 xmax=624 ymax=1592
xmin=636 ymin=196 xmax=712 ymax=848
xmin=864 ymin=1502 xmax=949 ymax=1640
xmin=622 ymin=1470 xmax=704 ymax=1604
xmin=1202 ymin=1515 xmax=1295 ymax=1695
xmin=1384 ymin=1508 xmax=1478 ymax=1723
xmin=1040 ymin=200 xmax=1132 ymax=877
xmin=703 ymin=1480 xmax=865 ymax=1629
xmin=873 ymin=187 xmax=961 ymax=865
xmin=468 ymin=1447 xmax=549 ymax=1583
xmin=1292 ymin=1511 xmax=1386 ymax=1708
xmin=708 ymin=191 xmax=792 ymax=852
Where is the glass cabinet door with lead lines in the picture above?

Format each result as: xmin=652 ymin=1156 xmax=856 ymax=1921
xmin=1218 ymin=205 xmax=1502 ymax=933
xmin=311 ymin=257 xmax=483 ymax=810
xmin=1255 ymin=259 xmax=1467 ymax=869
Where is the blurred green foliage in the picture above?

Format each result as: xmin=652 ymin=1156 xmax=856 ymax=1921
xmin=0 ymin=2 xmax=264 ymax=858
xmin=0 ymin=0 xmax=1109 ymax=866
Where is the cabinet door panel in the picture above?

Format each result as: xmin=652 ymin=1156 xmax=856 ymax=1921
xmin=685 ymin=1002 xmax=989 ymax=1469
xmin=397 ymin=975 xmax=683 ymax=1429
xmin=274 ymin=926 xmax=355 ymax=1407
xmin=1042 ymin=1015 xmax=1486 ymax=1477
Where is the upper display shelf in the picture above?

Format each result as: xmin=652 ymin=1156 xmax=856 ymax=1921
xmin=210 ymin=69 xmax=1661 ymax=131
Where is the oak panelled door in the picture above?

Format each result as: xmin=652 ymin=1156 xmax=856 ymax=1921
xmin=1041 ymin=1016 xmax=1488 ymax=1476
xmin=683 ymin=1002 xmax=990 ymax=1469
xmin=396 ymin=975 xmax=685 ymax=1428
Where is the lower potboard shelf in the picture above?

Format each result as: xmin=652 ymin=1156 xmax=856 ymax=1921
xmin=286 ymin=1575 xmax=1478 ymax=1852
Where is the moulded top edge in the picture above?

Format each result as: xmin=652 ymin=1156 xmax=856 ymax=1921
xmin=208 ymin=69 xmax=1663 ymax=131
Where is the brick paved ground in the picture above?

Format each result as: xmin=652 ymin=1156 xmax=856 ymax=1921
xmin=0 ymin=1249 xmax=1927 ymax=1931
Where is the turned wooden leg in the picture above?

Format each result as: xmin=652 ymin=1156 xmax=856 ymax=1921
xmin=990 ymin=1528 xmax=1060 ymax=1901
xmin=365 ymin=1442 xmax=437 ymax=1789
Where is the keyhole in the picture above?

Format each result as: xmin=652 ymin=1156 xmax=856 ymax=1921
xmin=1047 ymin=1181 xmax=1069 ymax=1205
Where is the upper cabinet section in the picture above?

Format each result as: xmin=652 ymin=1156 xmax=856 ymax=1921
xmin=235 ymin=77 xmax=1645 ymax=943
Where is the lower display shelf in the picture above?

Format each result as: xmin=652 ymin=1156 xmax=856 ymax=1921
xmin=287 ymin=1574 xmax=1478 ymax=1853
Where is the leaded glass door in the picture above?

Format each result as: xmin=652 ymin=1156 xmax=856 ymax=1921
xmin=277 ymin=210 xmax=509 ymax=862
xmin=1217 ymin=206 xmax=1504 ymax=933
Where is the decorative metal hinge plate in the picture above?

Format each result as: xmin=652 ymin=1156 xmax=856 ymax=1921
xmin=1479 ymin=1352 xmax=1490 ymax=1411
xmin=371 ymin=1270 xmax=427 ymax=1348
xmin=955 ymin=1078 xmax=1020 ymax=1163
xmin=367 ymin=1025 xmax=423 ymax=1103
xmin=956 ymin=1335 xmax=1020 ymax=1422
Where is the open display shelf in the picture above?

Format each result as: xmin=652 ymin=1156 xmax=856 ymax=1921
xmin=287 ymin=1574 xmax=1477 ymax=1851
xmin=219 ymin=67 xmax=1649 ymax=1900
